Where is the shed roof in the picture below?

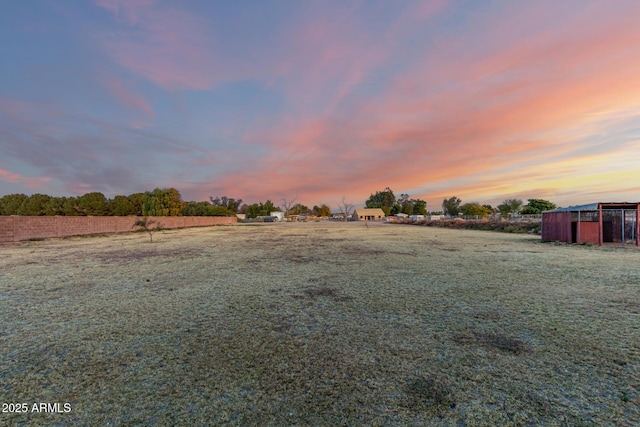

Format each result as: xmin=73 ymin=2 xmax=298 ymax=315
xmin=544 ymin=202 xmax=640 ymax=213
xmin=544 ymin=203 xmax=598 ymax=213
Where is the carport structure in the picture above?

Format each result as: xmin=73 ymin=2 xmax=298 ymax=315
xmin=542 ymin=202 xmax=640 ymax=247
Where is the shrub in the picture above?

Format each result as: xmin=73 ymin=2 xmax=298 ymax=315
xmin=132 ymin=217 xmax=164 ymax=242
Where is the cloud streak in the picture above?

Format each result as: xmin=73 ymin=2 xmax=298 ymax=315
xmin=0 ymin=168 xmax=51 ymax=189
xmin=102 ymin=76 xmax=154 ymax=117
xmin=209 ymin=0 xmax=640 ymax=207
xmin=95 ymin=0 xmax=224 ymax=90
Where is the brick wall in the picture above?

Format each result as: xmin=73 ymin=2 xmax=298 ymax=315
xmin=0 ymin=216 xmax=236 ymax=243
xmin=58 ymin=216 xmax=91 ymax=238
xmin=0 ymin=216 xmax=13 ymax=242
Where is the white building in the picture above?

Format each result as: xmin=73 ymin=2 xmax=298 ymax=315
xmin=270 ymin=211 xmax=284 ymax=221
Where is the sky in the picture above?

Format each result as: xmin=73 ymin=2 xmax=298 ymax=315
xmin=1 ymin=0 xmax=640 ymax=210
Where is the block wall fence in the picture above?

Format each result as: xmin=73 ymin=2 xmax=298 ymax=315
xmin=0 ymin=215 xmax=237 ymax=243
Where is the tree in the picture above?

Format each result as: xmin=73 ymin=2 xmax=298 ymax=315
xmin=244 ymin=200 xmax=280 ymax=218
xmin=263 ymin=200 xmax=278 ymax=215
xmin=110 ymin=195 xmax=136 ymax=216
xmin=142 ymin=188 xmax=185 ymax=216
xmin=0 ymin=194 xmax=28 ymax=215
xmin=497 ymin=199 xmax=523 ymax=217
xmin=520 ymin=199 xmax=556 ymax=214
xmin=17 ymin=194 xmax=51 ymax=216
xmin=127 ymin=193 xmax=145 ymax=216
xmin=44 ymin=197 xmax=66 ymax=216
xmin=210 ymin=196 xmax=243 ymax=212
xmin=182 ymin=201 xmax=210 ymax=216
xmin=392 ymin=196 xmax=427 ymax=216
xmin=366 ymin=187 xmax=396 ymax=216
xmin=413 ymin=200 xmax=427 ymax=216
xmin=483 ymin=204 xmax=496 ymax=214
xmin=338 ymin=196 xmax=354 ymax=221
xmin=281 ymin=196 xmax=298 ymax=218
xmin=390 ymin=193 xmax=411 ymax=215
xmin=314 ymin=204 xmax=331 ymax=217
xmin=59 ymin=197 xmax=78 ymax=216
xmin=76 ymin=192 xmax=109 ymax=216
xmin=460 ymin=202 xmax=491 ymax=217
xmin=182 ymin=201 xmax=234 ymax=216
xmin=132 ymin=217 xmax=164 ymax=242
xmin=245 ymin=203 xmax=261 ymax=219
xmin=40 ymin=196 xmax=80 ymax=216
xmin=442 ymin=196 xmax=462 ymax=216
xmin=289 ymin=203 xmax=310 ymax=216
xmin=210 ymin=206 xmax=234 ymax=216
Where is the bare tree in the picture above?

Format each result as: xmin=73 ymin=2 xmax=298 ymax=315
xmin=338 ymin=196 xmax=354 ymax=222
xmin=281 ymin=195 xmax=298 ymax=219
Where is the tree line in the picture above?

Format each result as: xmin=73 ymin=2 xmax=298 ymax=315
xmin=362 ymin=188 xmax=557 ymax=217
xmin=0 ymin=189 xmax=332 ymax=219
xmin=0 ymin=189 xmax=239 ymax=217
xmin=364 ymin=187 xmax=427 ymax=216
xmin=441 ymin=197 xmax=556 ymax=217
xmin=0 ymin=187 xmax=557 ymax=219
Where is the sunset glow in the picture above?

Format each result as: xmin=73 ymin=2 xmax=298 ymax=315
xmin=1 ymin=0 xmax=639 ymax=209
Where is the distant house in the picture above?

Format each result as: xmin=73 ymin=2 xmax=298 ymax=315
xmin=396 ymin=213 xmax=409 ymax=219
xmin=236 ymin=213 xmax=246 ymax=221
xmin=409 ymin=214 xmax=425 ymax=220
xmin=353 ymin=208 xmax=386 ymax=221
xmin=270 ymin=211 xmax=284 ymax=222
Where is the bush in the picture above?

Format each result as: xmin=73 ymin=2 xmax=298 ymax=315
xmin=392 ymin=218 xmax=540 ymax=234
xmin=132 ymin=217 xmax=165 ymax=242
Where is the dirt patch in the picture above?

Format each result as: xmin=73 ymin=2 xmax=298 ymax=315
xmin=301 ymin=286 xmax=350 ymax=302
xmin=406 ymin=376 xmax=456 ymax=409
xmin=454 ymin=331 xmax=533 ymax=355
xmin=96 ymin=247 xmax=203 ymax=262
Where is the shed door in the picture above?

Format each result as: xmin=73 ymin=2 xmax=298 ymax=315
xmin=603 ymin=221 xmax=613 ymax=242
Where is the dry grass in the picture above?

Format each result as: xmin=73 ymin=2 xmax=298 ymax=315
xmin=1 ymin=222 xmax=639 ymax=426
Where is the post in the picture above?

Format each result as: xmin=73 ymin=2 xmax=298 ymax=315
xmin=637 ymin=205 xmax=640 ymax=247
xmin=598 ymin=204 xmax=603 ymax=246
xmin=577 ymin=210 xmax=581 ymax=243
xmin=621 ymin=209 xmax=625 ymax=248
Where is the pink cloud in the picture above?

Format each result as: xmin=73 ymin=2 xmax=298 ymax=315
xmin=0 ymin=169 xmax=51 ymax=190
xmin=195 ymin=2 xmax=640 ymax=209
xmin=95 ymin=0 xmax=224 ymax=90
xmin=103 ymin=77 xmax=154 ymax=116
xmin=0 ymin=169 xmax=23 ymax=182
xmin=7 ymin=2 xmax=633 ymax=209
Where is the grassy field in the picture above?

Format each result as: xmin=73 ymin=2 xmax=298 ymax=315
xmin=1 ymin=223 xmax=638 ymax=426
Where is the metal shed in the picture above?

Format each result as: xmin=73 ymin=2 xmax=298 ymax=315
xmin=542 ymin=202 xmax=640 ymax=246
